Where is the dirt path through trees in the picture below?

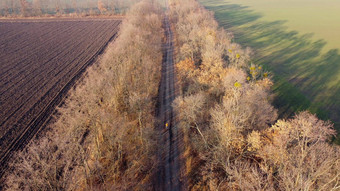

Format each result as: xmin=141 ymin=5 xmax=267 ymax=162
xmin=156 ymin=14 xmax=182 ymax=190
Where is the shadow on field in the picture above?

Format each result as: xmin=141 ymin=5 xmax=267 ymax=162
xmin=201 ymin=0 xmax=340 ymax=138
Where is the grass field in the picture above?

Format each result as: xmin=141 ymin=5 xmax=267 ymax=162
xmin=212 ymin=0 xmax=340 ymax=52
xmin=199 ymin=0 xmax=340 ymax=135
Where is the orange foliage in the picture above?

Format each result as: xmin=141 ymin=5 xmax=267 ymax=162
xmin=98 ymin=0 xmax=107 ymax=14
xmin=176 ymin=57 xmax=196 ymax=78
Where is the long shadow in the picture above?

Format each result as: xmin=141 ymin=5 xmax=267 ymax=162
xmin=200 ymin=0 xmax=340 ymax=136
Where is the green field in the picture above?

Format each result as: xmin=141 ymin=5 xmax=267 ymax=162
xmin=209 ymin=0 xmax=340 ymax=52
xmin=199 ymin=0 xmax=340 ymax=135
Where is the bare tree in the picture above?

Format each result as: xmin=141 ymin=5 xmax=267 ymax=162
xmin=261 ymin=112 xmax=340 ymax=190
xmin=1 ymin=1 xmax=9 ymax=16
xmin=97 ymin=0 xmax=107 ymax=14
xmin=19 ymin=0 xmax=28 ymax=16
xmin=10 ymin=0 xmax=15 ymax=15
xmin=71 ymin=0 xmax=77 ymax=14
xmin=32 ymin=0 xmax=42 ymax=16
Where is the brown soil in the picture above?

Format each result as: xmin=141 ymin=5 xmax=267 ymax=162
xmin=0 ymin=18 xmax=121 ymax=171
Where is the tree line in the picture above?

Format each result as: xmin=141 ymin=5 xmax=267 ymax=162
xmin=170 ymin=0 xmax=340 ymax=190
xmin=0 ymin=0 xmax=141 ymax=17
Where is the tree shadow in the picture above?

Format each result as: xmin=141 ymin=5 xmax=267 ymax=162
xmin=201 ymin=0 xmax=340 ymax=132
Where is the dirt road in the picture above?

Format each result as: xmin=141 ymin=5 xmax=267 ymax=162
xmin=156 ymin=14 xmax=182 ymax=190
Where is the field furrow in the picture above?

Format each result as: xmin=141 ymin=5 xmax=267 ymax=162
xmin=0 ymin=22 xmax=82 ymax=83
xmin=0 ymin=18 xmax=121 ymax=158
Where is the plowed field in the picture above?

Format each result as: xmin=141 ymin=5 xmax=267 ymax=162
xmin=0 ymin=18 xmax=121 ymax=158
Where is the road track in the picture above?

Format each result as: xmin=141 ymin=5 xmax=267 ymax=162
xmin=156 ymin=13 xmax=182 ymax=191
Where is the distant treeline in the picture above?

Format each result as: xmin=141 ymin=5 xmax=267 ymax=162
xmin=0 ymin=0 xmax=141 ymax=17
